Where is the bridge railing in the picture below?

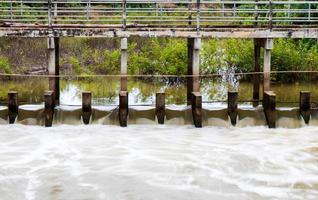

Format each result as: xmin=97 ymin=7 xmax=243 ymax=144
xmin=0 ymin=0 xmax=317 ymax=27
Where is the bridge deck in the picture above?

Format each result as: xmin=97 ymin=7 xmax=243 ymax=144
xmin=1 ymin=25 xmax=318 ymax=38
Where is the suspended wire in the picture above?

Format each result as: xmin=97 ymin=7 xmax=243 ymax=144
xmin=2 ymin=70 xmax=318 ymax=78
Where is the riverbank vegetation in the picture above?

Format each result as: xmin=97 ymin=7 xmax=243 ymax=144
xmin=0 ymin=38 xmax=318 ymax=82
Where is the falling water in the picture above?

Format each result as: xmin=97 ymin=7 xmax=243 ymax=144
xmin=0 ymin=125 xmax=318 ymax=200
xmin=0 ymin=73 xmax=318 ymax=200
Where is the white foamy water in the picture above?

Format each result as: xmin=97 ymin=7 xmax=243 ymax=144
xmin=0 ymin=125 xmax=318 ymax=200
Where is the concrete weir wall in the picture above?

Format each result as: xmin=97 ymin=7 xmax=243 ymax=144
xmin=0 ymin=36 xmax=312 ymax=129
xmin=0 ymin=105 xmax=317 ymax=128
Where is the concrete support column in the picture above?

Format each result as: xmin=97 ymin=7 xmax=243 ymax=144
xmin=228 ymin=91 xmax=238 ymax=126
xmin=192 ymin=92 xmax=202 ymax=128
xmin=187 ymin=37 xmax=201 ymax=105
xmin=155 ymin=92 xmax=165 ymax=124
xmin=253 ymin=39 xmax=261 ymax=107
xmin=119 ymin=91 xmax=128 ymax=127
xmin=82 ymin=91 xmax=92 ymax=125
xmin=299 ymin=91 xmax=311 ymax=124
xmin=263 ymin=38 xmax=273 ymax=92
xmin=44 ymin=90 xmax=54 ymax=127
xmin=47 ymin=37 xmax=60 ymax=105
xmin=263 ymin=91 xmax=276 ymax=128
xmin=120 ymin=37 xmax=128 ymax=91
xmin=8 ymin=91 xmax=18 ymax=124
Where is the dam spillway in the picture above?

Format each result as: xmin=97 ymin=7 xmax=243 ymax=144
xmin=2 ymin=1 xmax=318 ymax=199
xmin=0 ymin=97 xmax=317 ymax=128
xmin=1 ymin=1 xmax=318 ymax=128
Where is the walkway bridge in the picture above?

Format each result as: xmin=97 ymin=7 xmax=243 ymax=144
xmin=0 ymin=1 xmax=318 ymax=127
xmin=0 ymin=0 xmax=318 ymax=37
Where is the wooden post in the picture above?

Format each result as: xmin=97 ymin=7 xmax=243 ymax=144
xmin=263 ymin=38 xmax=273 ymax=92
xmin=120 ymin=37 xmax=128 ymax=91
xmin=8 ymin=91 xmax=18 ymax=124
xmin=253 ymin=39 xmax=261 ymax=107
xmin=44 ymin=90 xmax=54 ymax=127
xmin=192 ymin=92 xmax=202 ymax=128
xmin=82 ymin=91 xmax=92 ymax=125
xmin=155 ymin=92 xmax=165 ymax=124
xmin=228 ymin=91 xmax=238 ymax=126
xmin=263 ymin=91 xmax=276 ymax=128
xmin=187 ymin=37 xmax=201 ymax=105
xmin=300 ymin=91 xmax=311 ymax=124
xmin=119 ymin=91 xmax=128 ymax=127
xmin=48 ymin=37 xmax=60 ymax=105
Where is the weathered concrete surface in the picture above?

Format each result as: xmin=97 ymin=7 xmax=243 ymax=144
xmin=44 ymin=90 xmax=54 ymax=127
xmin=192 ymin=92 xmax=202 ymax=128
xmin=1 ymin=26 xmax=318 ymax=38
xmin=155 ymin=93 xmax=165 ymax=124
xmin=300 ymin=91 xmax=311 ymax=124
xmin=82 ymin=91 xmax=92 ymax=125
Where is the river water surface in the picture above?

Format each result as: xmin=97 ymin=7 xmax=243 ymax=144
xmin=1 ymin=76 xmax=318 ymax=199
xmin=0 ymin=125 xmax=318 ymax=200
xmin=1 ymin=77 xmax=318 ymax=107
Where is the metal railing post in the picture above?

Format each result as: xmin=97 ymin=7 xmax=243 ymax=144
xmin=288 ymin=0 xmax=291 ymax=19
xmin=160 ymin=4 xmax=163 ymax=20
xmin=268 ymin=0 xmax=273 ymax=29
xmin=308 ymin=3 xmax=311 ymax=22
xmin=254 ymin=0 xmax=259 ymax=27
xmin=48 ymin=0 xmax=53 ymax=27
xmin=122 ymin=0 xmax=127 ymax=30
xmin=20 ymin=0 xmax=23 ymax=16
xmin=188 ymin=0 xmax=192 ymax=26
xmin=196 ymin=0 xmax=200 ymax=31
xmin=155 ymin=0 xmax=158 ymax=16
xmin=86 ymin=0 xmax=91 ymax=20
xmin=222 ymin=2 xmax=225 ymax=17
xmin=54 ymin=2 xmax=57 ymax=18
xmin=10 ymin=0 xmax=13 ymax=22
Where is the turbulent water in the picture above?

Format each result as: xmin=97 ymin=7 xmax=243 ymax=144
xmin=0 ymin=125 xmax=318 ymax=200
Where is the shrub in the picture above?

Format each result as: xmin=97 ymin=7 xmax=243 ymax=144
xmin=0 ymin=56 xmax=11 ymax=73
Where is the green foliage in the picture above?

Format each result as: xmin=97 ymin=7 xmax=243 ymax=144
xmin=160 ymin=39 xmax=187 ymax=75
xmin=62 ymin=38 xmax=120 ymax=75
xmin=69 ymin=56 xmax=82 ymax=74
xmin=2 ymin=37 xmax=318 ymax=83
xmin=91 ymin=48 xmax=121 ymax=74
xmin=201 ymin=39 xmax=253 ymax=74
xmin=129 ymin=38 xmax=187 ymax=75
xmin=271 ymin=39 xmax=318 ymax=82
xmin=0 ymin=56 xmax=11 ymax=73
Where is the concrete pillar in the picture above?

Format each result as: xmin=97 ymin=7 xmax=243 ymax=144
xmin=300 ymin=91 xmax=311 ymax=124
xmin=44 ymin=90 xmax=54 ymax=127
xmin=187 ymin=37 xmax=201 ymax=105
xmin=82 ymin=91 xmax=92 ymax=125
xmin=192 ymin=92 xmax=202 ymax=128
xmin=120 ymin=37 xmax=128 ymax=91
xmin=253 ymin=39 xmax=261 ymax=107
xmin=228 ymin=91 xmax=238 ymax=126
xmin=263 ymin=91 xmax=276 ymax=128
xmin=47 ymin=37 xmax=60 ymax=105
xmin=8 ymin=91 xmax=18 ymax=124
xmin=263 ymin=38 xmax=273 ymax=92
xmin=155 ymin=92 xmax=165 ymax=124
xmin=119 ymin=91 xmax=128 ymax=127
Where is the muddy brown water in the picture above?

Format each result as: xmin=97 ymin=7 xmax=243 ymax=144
xmin=0 ymin=77 xmax=317 ymax=107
